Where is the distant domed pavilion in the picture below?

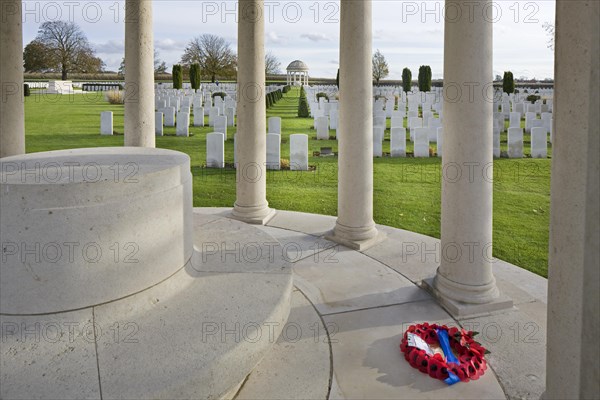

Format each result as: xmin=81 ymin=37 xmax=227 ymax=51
xmin=286 ymin=60 xmax=309 ymax=86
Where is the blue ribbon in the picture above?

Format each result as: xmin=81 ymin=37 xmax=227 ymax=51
xmin=436 ymin=329 xmax=460 ymax=385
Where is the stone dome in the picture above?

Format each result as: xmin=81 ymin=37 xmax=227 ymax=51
xmin=286 ymin=60 xmax=309 ymax=72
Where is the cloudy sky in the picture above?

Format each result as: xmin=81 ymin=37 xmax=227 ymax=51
xmin=22 ymin=1 xmax=556 ymax=80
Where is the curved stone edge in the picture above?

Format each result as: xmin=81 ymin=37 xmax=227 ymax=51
xmin=0 ymin=212 xmax=293 ymax=400
xmin=234 ymin=289 xmax=331 ymax=400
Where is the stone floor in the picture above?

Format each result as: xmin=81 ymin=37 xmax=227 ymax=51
xmin=195 ymin=208 xmax=548 ymax=400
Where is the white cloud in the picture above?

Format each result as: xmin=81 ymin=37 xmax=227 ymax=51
xmin=300 ymin=33 xmax=330 ymax=42
xmin=266 ymin=31 xmax=286 ymax=44
xmin=21 ymin=0 xmax=556 ymax=78
xmin=155 ymin=38 xmax=187 ymax=51
xmin=93 ymin=40 xmax=124 ymax=54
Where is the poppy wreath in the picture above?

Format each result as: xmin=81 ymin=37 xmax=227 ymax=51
xmin=399 ymin=323 xmax=489 ymax=383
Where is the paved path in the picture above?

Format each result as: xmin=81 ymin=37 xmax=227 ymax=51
xmin=196 ymin=208 xmax=548 ymax=400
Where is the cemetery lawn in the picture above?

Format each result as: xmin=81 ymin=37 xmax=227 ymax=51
xmin=23 ymin=88 xmax=551 ymax=277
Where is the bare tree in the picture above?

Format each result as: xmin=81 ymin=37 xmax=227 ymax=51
xmin=119 ymin=50 xmax=168 ymax=76
xmin=542 ymin=22 xmax=555 ymax=50
xmin=265 ymin=51 xmax=281 ymax=75
xmin=35 ymin=21 xmax=102 ymax=79
xmin=372 ymin=49 xmax=389 ymax=85
xmin=180 ymin=34 xmax=237 ymax=82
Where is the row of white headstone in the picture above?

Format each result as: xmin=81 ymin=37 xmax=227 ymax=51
xmin=154 ymin=107 xmax=235 ymax=138
xmin=206 ymin=133 xmax=309 ymax=171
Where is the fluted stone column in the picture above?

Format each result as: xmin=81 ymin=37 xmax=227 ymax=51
xmin=0 ymin=1 xmax=25 ymax=157
xmin=232 ymin=0 xmax=274 ymax=224
xmin=327 ymin=0 xmax=383 ymax=250
xmin=545 ymin=1 xmax=599 ymax=398
xmin=124 ymin=0 xmax=155 ymax=147
xmin=426 ymin=0 xmax=511 ymax=316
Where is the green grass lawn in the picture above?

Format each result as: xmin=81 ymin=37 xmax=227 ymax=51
xmin=23 ymin=87 xmax=551 ymax=277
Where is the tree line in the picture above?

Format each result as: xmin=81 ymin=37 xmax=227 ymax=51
xmin=371 ymin=50 xmax=528 ymax=95
xmin=371 ymin=49 xmax=432 ymax=92
xmin=23 ymin=21 xmax=282 ymax=81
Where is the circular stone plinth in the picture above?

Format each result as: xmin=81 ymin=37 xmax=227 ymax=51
xmin=0 ymin=211 xmax=293 ymax=400
xmin=0 ymin=147 xmax=193 ymax=315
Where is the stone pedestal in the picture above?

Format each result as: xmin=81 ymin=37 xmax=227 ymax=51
xmin=0 ymin=148 xmax=192 ymax=314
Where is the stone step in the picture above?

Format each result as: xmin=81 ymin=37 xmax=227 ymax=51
xmin=234 ymin=289 xmax=331 ymax=400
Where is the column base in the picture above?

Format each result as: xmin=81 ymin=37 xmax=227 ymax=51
xmin=230 ymin=204 xmax=276 ymax=225
xmin=421 ymin=276 xmax=513 ymax=318
xmin=325 ymin=223 xmax=386 ymax=251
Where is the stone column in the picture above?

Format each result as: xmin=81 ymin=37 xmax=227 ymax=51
xmin=0 ymin=1 xmax=25 ymax=157
xmin=327 ymin=0 xmax=382 ymax=250
xmin=427 ymin=0 xmax=511 ymax=316
xmin=545 ymin=1 xmax=599 ymax=398
xmin=124 ymin=0 xmax=155 ymax=147
xmin=231 ymin=0 xmax=274 ymax=224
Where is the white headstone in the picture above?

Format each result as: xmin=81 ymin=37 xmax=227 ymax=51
xmin=266 ymin=133 xmax=281 ymax=170
xmin=391 ymin=127 xmax=406 ymax=157
xmin=163 ymin=107 xmax=176 ymax=127
xmin=268 ymin=117 xmax=281 ymax=134
xmin=330 ymin=109 xmax=339 ymax=130
xmin=209 ymin=107 xmax=220 ymax=127
xmin=313 ymin=109 xmax=324 ymax=128
xmin=316 ymin=116 xmax=329 ymax=140
xmin=531 ymin=127 xmax=548 ymax=158
xmin=531 ymin=119 xmax=544 ymax=130
xmin=409 ymin=117 xmax=423 ymax=141
xmin=290 ymin=134 xmax=309 ymax=171
xmin=514 ymin=102 xmax=524 ymax=116
xmin=373 ymin=136 xmax=383 ymax=157
xmin=422 ymin=111 xmax=433 ymax=127
xmin=226 ymin=107 xmax=235 ymax=127
xmin=391 ymin=116 xmax=404 ymax=128
xmin=508 ymin=127 xmax=524 ymax=158
xmin=525 ymin=112 xmax=537 ymax=133
xmin=155 ymin=112 xmax=163 ymax=136
xmin=176 ymin=112 xmax=189 ymax=136
xmin=214 ymin=115 xmax=228 ymax=140
xmin=373 ymin=125 xmax=385 ymax=147
xmin=437 ymin=127 xmax=444 ymax=157
xmin=193 ymin=107 xmax=204 ymax=127
xmin=100 ymin=111 xmax=113 ymax=135
xmin=413 ymin=127 xmax=429 ymax=158
xmin=392 ymin=110 xmax=406 ymax=119
xmin=409 ymin=117 xmax=423 ymax=131
xmin=493 ymin=128 xmax=500 ymax=158
xmin=509 ymin=112 xmax=521 ymax=129
xmin=541 ymin=112 xmax=552 ymax=134
xmin=373 ymin=115 xmax=386 ymax=128
xmin=206 ymin=132 xmax=225 ymax=168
